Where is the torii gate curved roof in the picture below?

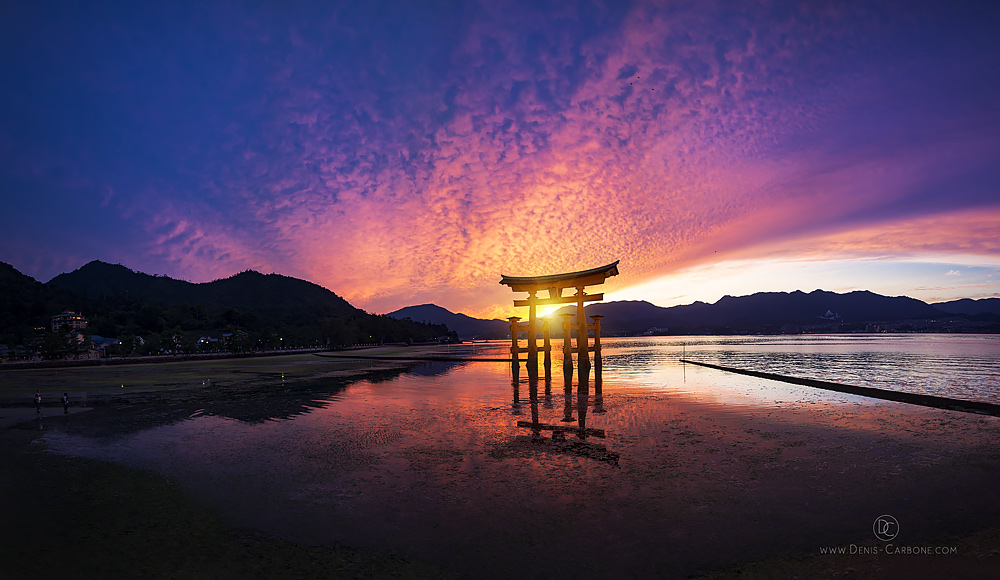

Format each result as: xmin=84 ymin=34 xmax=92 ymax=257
xmin=499 ymin=260 xmax=619 ymax=293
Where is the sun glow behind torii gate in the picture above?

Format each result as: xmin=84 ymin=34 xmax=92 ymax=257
xmin=499 ymin=261 xmax=620 ymax=376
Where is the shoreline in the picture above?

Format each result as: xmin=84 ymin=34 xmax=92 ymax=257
xmin=0 ymin=346 xmax=347 ymax=372
xmin=0 ymin=347 xmax=474 ymax=408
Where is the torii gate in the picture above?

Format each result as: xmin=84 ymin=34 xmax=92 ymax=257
xmin=499 ymin=261 xmax=619 ymax=372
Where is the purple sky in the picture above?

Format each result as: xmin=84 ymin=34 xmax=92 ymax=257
xmin=2 ymin=1 xmax=998 ymax=317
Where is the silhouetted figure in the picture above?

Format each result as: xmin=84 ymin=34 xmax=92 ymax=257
xmin=34 ymin=391 xmax=41 ymax=414
xmin=63 ymin=393 xmax=69 ymax=414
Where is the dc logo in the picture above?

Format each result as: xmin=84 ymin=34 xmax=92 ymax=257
xmin=873 ymin=515 xmax=899 ymax=541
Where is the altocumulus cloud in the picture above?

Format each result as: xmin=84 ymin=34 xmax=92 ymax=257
xmin=1 ymin=0 xmax=998 ymax=316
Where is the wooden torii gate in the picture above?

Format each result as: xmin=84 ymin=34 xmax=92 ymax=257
xmin=499 ymin=261 xmax=619 ymax=373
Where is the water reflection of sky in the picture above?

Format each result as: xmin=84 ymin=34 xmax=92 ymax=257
xmin=607 ymin=334 xmax=1000 ymax=404
xmin=43 ymin=336 xmax=1000 ymax=579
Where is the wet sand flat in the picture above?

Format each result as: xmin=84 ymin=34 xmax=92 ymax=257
xmin=20 ymin=343 xmax=999 ymax=579
xmin=0 ymin=421 xmax=450 ymax=580
xmin=0 ymin=345 xmax=497 ymax=412
xmin=0 ymin=351 xmax=455 ymax=580
xmin=4 ymin=341 xmax=1000 ymax=578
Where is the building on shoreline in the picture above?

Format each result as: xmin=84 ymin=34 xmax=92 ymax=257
xmin=50 ymin=310 xmax=88 ymax=332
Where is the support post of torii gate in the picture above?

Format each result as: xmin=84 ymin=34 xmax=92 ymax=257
xmin=508 ymin=316 xmax=521 ymax=380
xmin=500 ymin=261 xmax=619 ymax=371
xmin=575 ymin=286 xmax=589 ymax=369
xmin=560 ymin=312 xmax=574 ymax=375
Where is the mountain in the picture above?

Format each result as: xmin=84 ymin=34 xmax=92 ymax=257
xmin=549 ymin=300 xmax=675 ymax=335
xmin=1 ymin=261 xmax=452 ymax=349
xmin=48 ymin=261 xmax=193 ymax=304
xmin=49 ymin=261 xmax=358 ymax=316
xmin=0 ymin=261 xmax=89 ymax=332
xmin=390 ymin=289 xmax=994 ymax=340
xmin=934 ymin=298 xmax=1000 ymax=316
xmin=387 ymin=304 xmax=509 ymax=339
xmin=48 ymin=261 xmax=360 ymax=328
xmin=7 ymin=259 xmax=997 ymax=348
xmin=553 ymin=290 xmax=955 ymax=335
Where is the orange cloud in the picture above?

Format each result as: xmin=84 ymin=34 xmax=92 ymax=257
xmin=24 ymin=1 xmax=990 ymax=318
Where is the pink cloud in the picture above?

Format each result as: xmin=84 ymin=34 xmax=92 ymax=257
xmin=716 ymin=207 xmax=1000 ymax=265
xmin=51 ymin=2 xmax=997 ymax=317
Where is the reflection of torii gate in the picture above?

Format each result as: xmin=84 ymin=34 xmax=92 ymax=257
xmin=500 ymin=261 xmax=619 ymax=373
xmin=507 ymin=366 xmax=619 ymax=466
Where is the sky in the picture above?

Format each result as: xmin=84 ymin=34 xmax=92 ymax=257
xmin=1 ymin=0 xmax=998 ymax=319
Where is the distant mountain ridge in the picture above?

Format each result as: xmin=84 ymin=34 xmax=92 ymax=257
xmin=396 ymin=290 xmax=999 ymax=337
xmin=934 ymin=297 xmax=1000 ymax=316
xmin=557 ymin=290 xmax=951 ymax=334
xmin=387 ymin=304 xmax=509 ymax=339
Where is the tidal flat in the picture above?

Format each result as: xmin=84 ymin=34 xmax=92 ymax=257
xmin=0 ymin=350 xmax=456 ymax=579
xmin=3 ymin=339 xmax=1000 ymax=579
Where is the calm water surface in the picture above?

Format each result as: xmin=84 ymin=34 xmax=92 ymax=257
xmin=668 ymin=334 xmax=1000 ymax=403
xmin=43 ymin=335 xmax=1000 ymax=578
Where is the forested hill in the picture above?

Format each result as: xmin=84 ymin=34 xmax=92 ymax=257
xmin=1 ymin=261 xmax=454 ymax=350
xmin=0 ymin=261 xmax=88 ymax=332
xmin=48 ymin=261 xmax=359 ymax=326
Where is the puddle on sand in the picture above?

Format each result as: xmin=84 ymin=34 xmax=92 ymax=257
xmin=42 ymin=340 xmax=1000 ymax=579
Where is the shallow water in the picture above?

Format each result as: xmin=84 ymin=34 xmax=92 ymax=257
xmin=42 ymin=336 xmax=1000 ymax=578
xmin=663 ymin=334 xmax=1000 ymax=403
